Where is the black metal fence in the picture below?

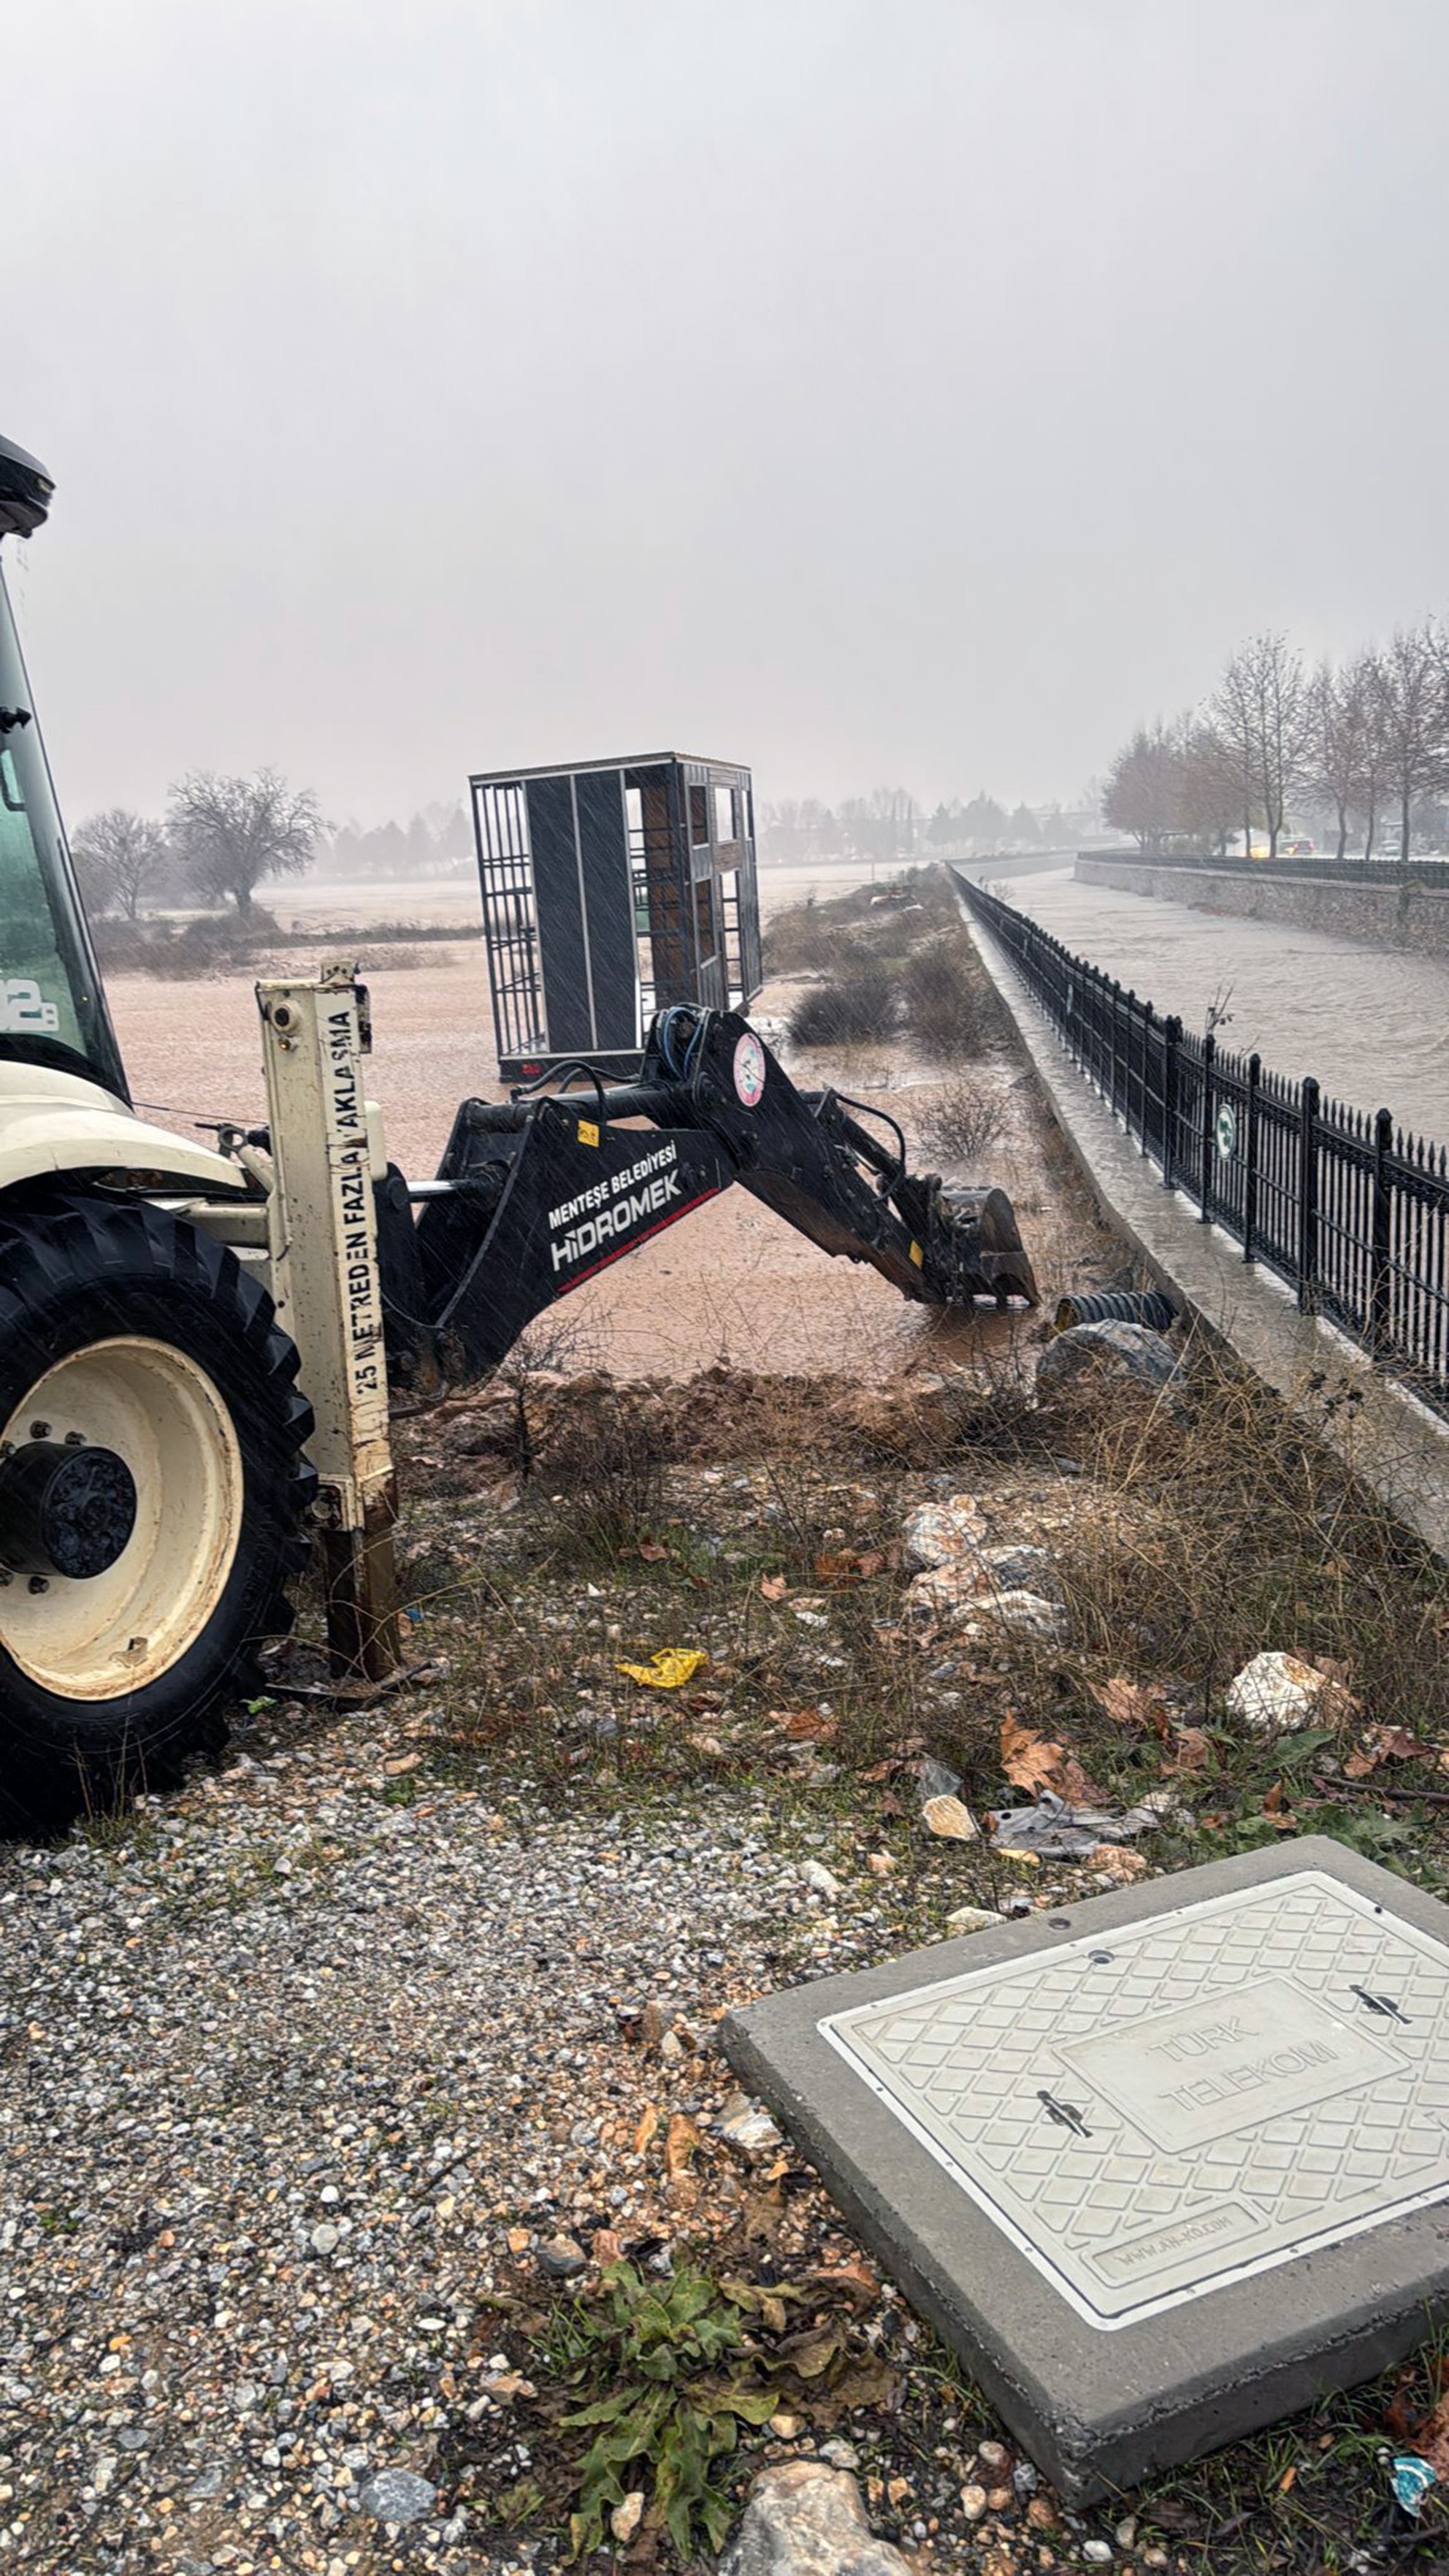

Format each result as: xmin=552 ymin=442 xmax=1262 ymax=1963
xmin=1078 ymin=844 xmax=1449 ymax=893
xmin=953 ymin=870 xmax=1449 ymax=1415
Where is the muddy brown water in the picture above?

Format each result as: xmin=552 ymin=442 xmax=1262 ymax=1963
xmin=994 ymin=866 xmax=1449 ymax=1146
xmin=106 ymin=876 xmax=1104 ymax=1380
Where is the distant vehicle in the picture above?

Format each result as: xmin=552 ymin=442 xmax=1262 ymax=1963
xmin=1223 ymin=832 xmax=1314 ymax=862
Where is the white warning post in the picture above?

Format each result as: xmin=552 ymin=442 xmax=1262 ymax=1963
xmin=257 ymin=965 xmax=401 ymax=1678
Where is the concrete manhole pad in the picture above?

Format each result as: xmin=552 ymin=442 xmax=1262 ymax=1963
xmin=723 ymin=1839 xmax=1449 ymax=2497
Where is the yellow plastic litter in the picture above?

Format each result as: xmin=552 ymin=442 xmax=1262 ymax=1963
xmin=614 ymin=1648 xmax=708 ymax=1690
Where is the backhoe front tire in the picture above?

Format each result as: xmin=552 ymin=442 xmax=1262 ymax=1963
xmin=0 ymin=1196 xmax=316 ymax=1837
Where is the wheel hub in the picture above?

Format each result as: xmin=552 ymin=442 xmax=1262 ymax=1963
xmin=0 ymin=1439 xmax=139 ymax=1581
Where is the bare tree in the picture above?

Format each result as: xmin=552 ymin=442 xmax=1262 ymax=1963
xmin=1174 ymin=721 xmax=1239 ymax=853
xmin=1102 ymin=722 xmax=1180 ymax=851
xmin=1372 ymin=621 xmax=1449 ymax=863
xmin=167 ymin=768 xmax=325 ymax=916
xmin=70 ymin=807 xmax=169 ymax=921
xmin=1306 ymin=658 xmax=1372 ymax=863
xmin=1209 ymin=651 xmax=1261 ymax=858
xmin=1212 ymin=632 xmax=1309 ymax=861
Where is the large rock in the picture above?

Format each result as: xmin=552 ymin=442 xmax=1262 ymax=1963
xmin=1226 ymin=1650 xmax=1337 ymax=1734
xmin=1036 ymin=1320 xmax=1181 ymax=1396
xmin=718 ymin=2461 xmax=912 ymax=2576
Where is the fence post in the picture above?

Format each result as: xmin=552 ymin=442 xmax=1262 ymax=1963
xmin=1141 ymin=1001 xmax=1154 ymax=1157
xmin=1242 ymin=1053 xmax=1261 ymax=1263
xmin=1199 ymin=1031 xmax=1216 ymax=1222
xmin=1370 ymin=1104 xmax=1393 ymax=1350
xmin=1298 ymin=1075 xmax=1320 ymax=1311
xmin=1162 ymin=1016 xmax=1181 ymax=1188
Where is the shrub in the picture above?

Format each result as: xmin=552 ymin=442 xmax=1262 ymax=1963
xmin=899 ymin=939 xmax=1003 ymax=1058
xmin=538 ymin=1388 xmax=668 ymax=1558
xmin=914 ymin=1075 xmax=1008 ymax=1164
xmin=787 ymin=969 xmax=898 ymax=1047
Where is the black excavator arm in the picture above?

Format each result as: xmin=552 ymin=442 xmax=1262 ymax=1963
xmin=378 ymin=1006 xmax=1037 ymax=1388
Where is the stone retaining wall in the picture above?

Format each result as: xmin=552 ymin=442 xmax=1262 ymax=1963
xmin=1074 ymin=855 xmax=1449 ymax=955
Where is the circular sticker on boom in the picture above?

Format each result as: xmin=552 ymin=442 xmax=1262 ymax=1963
xmin=733 ymin=1032 xmax=767 ymax=1107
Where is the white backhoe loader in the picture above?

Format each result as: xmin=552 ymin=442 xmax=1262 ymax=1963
xmin=0 ymin=430 xmax=1036 ymax=1834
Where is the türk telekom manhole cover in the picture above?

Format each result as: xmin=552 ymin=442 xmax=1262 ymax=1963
xmin=724 ymin=1839 xmax=1449 ymax=2497
xmin=822 ymin=1869 xmax=1449 ymax=2325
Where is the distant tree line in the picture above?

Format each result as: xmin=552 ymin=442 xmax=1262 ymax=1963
xmin=1104 ymin=623 xmax=1449 ymax=863
xmin=759 ymin=785 xmax=1096 ymax=866
xmin=313 ymin=803 xmax=473 ymax=882
xmin=72 ymin=783 xmax=474 ymax=921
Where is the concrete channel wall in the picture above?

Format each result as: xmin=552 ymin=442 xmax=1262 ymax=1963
xmin=955 ymin=892 xmax=1449 ymax=1564
xmin=1076 ymin=854 xmax=1449 ymax=957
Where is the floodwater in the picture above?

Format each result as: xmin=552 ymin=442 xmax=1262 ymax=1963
xmin=989 ymin=865 xmax=1449 ymax=1146
xmin=107 ymin=876 xmax=1104 ymax=1382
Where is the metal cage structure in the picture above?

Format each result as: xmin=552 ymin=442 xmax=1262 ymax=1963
xmin=470 ymin=752 xmax=762 ymax=1079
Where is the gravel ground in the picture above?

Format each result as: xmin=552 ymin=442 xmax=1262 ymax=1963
xmin=1 ymin=1748 xmax=854 ymax=2575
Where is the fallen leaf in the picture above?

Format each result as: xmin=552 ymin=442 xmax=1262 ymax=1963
xmin=806 ymin=2260 xmax=880 ymax=2306
xmin=1414 ymin=2393 xmax=1449 ymax=2479
xmin=922 ymin=1793 xmax=979 ymax=1841
xmin=742 ymin=2188 xmax=784 ymax=2242
xmin=636 ymin=1540 xmax=670 ymax=1563
xmin=1383 ymin=2377 xmax=1426 ymax=2446
xmin=1091 ymin=1845 xmax=1150 ymax=1882
xmin=759 ymin=1574 xmax=789 ymax=1602
xmin=664 ymin=2113 xmax=701 ymax=2177
xmin=592 ymin=2229 xmax=623 ymax=2269
xmin=1057 ymin=1754 xmax=1106 ymax=1805
xmin=383 ymin=1752 xmax=423 ymax=1776
xmin=614 ymin=1648 xmax=708 ymax=1689
xmin=506 ymin=2226 xmax=531 ymax=2256
xmin=811 ymin=1546 xmax=887 ymax=1586
xmin=772 ymin=2323 xmax=844 ymax=2380
xmin=1170 ymin=1727 xmax=1213 ymax=1772
xmin=1344 ymin=1724 xmax=1432 ymax=1778
xmin=1001 ymin=1714 xmax=1066 ymax=1795
xmin=829 ymin=2355 xmax=896 ymax=2410
xmin=1089 ymin=1675 xmax=1171 ymax=1738
xmin=769 ymin=1707 xmax=838 ymax=1743
xmin=633 ymin=2104 xmax=659 ymax=2155
xmin=1262 ymin=1780 xmax=1298 ymax=1831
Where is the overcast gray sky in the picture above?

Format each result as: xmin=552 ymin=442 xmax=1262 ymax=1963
xmin=9 ymin=0 xmax=1449 ymax=826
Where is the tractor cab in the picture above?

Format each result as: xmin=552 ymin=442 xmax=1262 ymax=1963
xmin=0 ymin=432 xmax=128 ymax=1098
